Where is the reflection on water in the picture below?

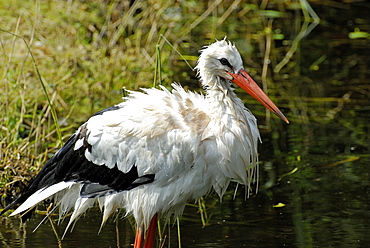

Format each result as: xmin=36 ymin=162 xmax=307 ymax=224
xmin=1 ymin=1 xmax=370 ymax=248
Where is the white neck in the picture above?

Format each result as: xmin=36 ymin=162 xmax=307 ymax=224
xmin=205 ymin=76 xmax=246 ymax=117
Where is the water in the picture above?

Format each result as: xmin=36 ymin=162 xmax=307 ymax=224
xmin=1 ymin=154 xmax=369 ymax=248
xmin=1 ymin=1 xmax=369 ymax=248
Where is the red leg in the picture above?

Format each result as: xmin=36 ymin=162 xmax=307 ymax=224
xmin=143 ymin=214 xmax=158 ymax=248
xmin=134 ymin=227 xmax=143 ymax=248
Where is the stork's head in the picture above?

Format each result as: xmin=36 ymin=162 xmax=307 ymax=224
xmin=195 ymin=39 xmax=243 ymax=86
xmin=196 ymin=39 xmax=289 ymax=124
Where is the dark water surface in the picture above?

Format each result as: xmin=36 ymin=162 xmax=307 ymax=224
xmin=1 ymin=1 xmax=370 ymax=248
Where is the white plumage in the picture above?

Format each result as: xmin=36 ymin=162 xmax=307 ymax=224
xmin=2 ymin=39 xmax=288 ymax=248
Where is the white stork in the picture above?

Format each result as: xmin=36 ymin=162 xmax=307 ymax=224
xmin=1 ymin=39 xmax=288 ymax=248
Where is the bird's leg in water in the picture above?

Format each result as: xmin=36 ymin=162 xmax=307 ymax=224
xmin=134 ymin=213 xmax=158 ymax=248
xmin=144 ymin=214 xmax=158 ymax=248
xmin=134 ymin=227 xmax=143 ymax=248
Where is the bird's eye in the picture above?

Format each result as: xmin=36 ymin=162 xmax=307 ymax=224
xmin=219 ymin=58 xmax=232 ymax=68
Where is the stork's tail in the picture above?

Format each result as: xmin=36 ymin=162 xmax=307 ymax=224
xmin=1 ymin=182 xmax=75 ymax=221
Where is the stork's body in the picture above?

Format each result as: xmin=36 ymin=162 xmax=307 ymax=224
xmin=1 ymin=40 xmax=288 ymax=248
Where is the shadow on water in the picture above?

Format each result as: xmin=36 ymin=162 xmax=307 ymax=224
xmin=1 ymin=1 xmax=370 ymax=248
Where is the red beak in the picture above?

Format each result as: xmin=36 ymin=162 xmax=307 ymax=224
xmin=228 ymin=69 xmax=289 ymax=124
